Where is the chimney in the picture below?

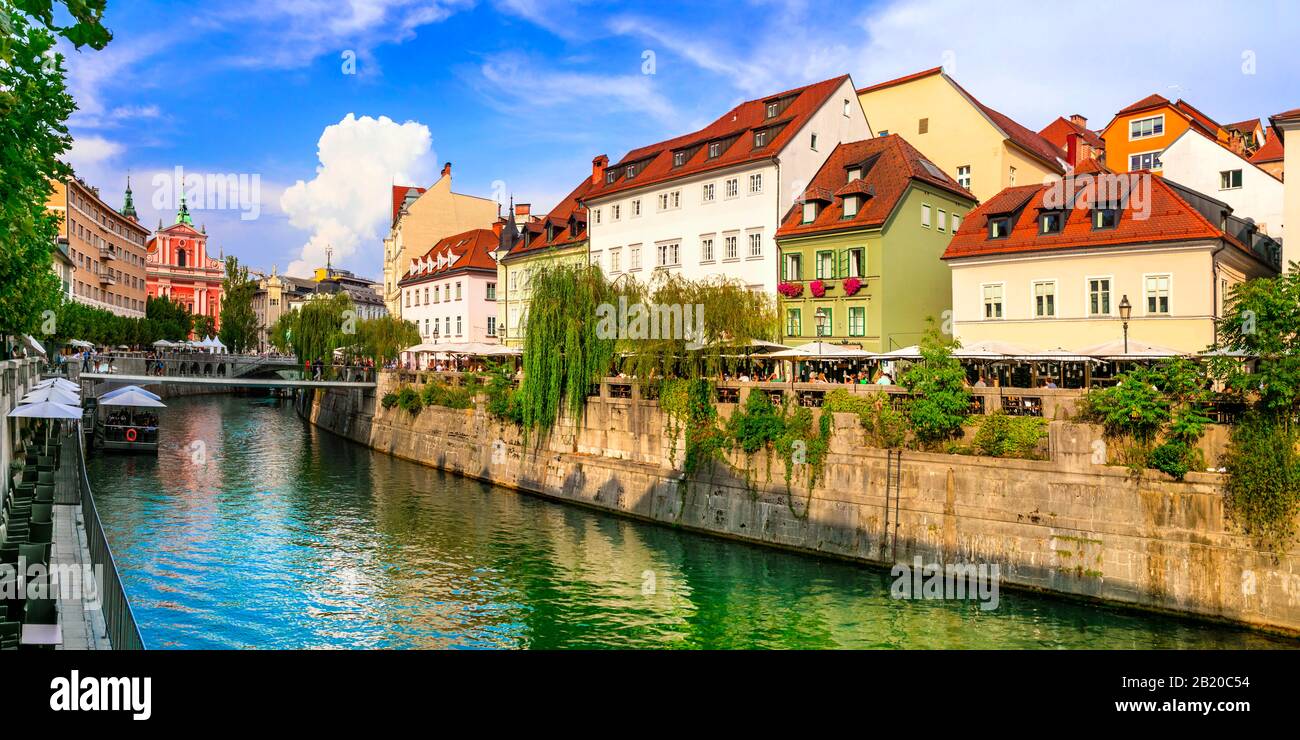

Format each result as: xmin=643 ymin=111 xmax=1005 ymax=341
xmin=592 ymin=154 xmax=609 ymax=186
xmin=515 ymin=203 xmax=530 ymax=219
xmin=1066 ymin=132 xmax=1080 ymax=168
xmin=492 ymin=217 xmax=505 ymax=237
xmin=1069 ymin=114 xmax=1088 ymax=128
xmin=441 ymin=162 xmax=452 ymax=178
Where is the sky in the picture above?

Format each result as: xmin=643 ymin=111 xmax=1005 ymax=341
xmin=59 ymin=0 xmax=1300 ymax=280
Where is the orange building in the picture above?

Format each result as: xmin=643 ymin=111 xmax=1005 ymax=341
xmin=46 ymin=177 xmax=151 ymax=317
xmin=1100 ymin=94 xmax=1230 ymax=174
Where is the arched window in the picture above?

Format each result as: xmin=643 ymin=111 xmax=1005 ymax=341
xmin=177 ymin=248 xmax=187 ymax=267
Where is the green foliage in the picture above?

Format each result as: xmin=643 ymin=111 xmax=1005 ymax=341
xmin=192 ymin=314 xmax=217 ymax=340
xmin=774 ymin=405 xmax=833 ymax=500
xmin=0 ymin=5 xmax=77 ymax=348
xmin=1222 ymin=413 xmax=1300 ymax=555
xmin=726 ymin=390 xmax=784 ymax=454
xmin=823 ymin=389 xmax=908 ymax=448
xmin=485 ymin=364 xmax=524 ymax=425
xmin=145 ymin=295 xmax=194 ymax=340
xmin=380 ymin=392 xmax=398 ymax=410
xmin=615 ymin=272 xmax=778 ymax=380
xmin=519 ymin=262 xmax=618 ymax=439
xmin=218 ymin=256 xmax=259 ymax=353
xmin=972 ymin=412 xmax=1048 ymax=459
xmin=354 ymin=315 xmax=420 ymax=364
xmin=1081 ymin=365 xmax=1171 ymax=443
xmin=395 ymin=385 xmax=422 ymax=415
xmin=901 ymin=324 xmax=969 ymax=445
xmin=681 ymin=379 xmax=723 ymax=477
xmin=1215 ymin=264 xmax=1300 ymax=417
xmin=1081 ymin=359 xmax=1211 ymax=474
xmin=1150 ymin=440 xmax=1192 ymax=481
xmin=270 ymin=292 xmax=353 ymax=362
xmin=420 ymin=379 xmax=475 ymax=410
xmin=7 ymin=1 xmax=111 ymax=58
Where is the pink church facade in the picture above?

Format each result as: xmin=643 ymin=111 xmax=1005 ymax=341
xmin=145 ymin=197 xmax=224 ymax=332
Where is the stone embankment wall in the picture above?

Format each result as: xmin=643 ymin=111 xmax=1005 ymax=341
xmin=301 ymin=375 xmax=1300 ymax=635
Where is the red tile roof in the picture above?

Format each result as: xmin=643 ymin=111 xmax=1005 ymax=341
xmin=583 ymin=75 xmax=850 ymax=201
xmin=504 ymin=176 xmax=592 ymax=260
xmin=1038 ymin=117 xmax=1104 ymax=151
xmin=1274 ymin=108 xmax=1300 ymax=122
xmin=855 ymin=66 xmax=944 ymax=96
xmin=776 ymin=135 xmax=974 ymax=238
xmin=1225 ymin=118 xmax=1262 ymax=134
xmin=398 ymin=228 xmax=498 ymax=285
xmin=942 ymin=174 xmax=1255 ymax=262
xmin=391 ymin=185 xmax=425 ymax=226
xmin=1250 ymin=125 xmax=1285 ymax=163
xmin=1172 ymin=99 xmax=1223 ymax=135
xmin=1111 ymin=94 xmax=1224 ymax=139
xmin=1071 ymin=158 xmax=1113 ymax=175
xmin=1116 ymin=94 xmax=1171 ymax=116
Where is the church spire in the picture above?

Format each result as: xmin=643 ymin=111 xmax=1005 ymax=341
xmin=176 ymin=193 xmax=193 ymax=225
xmin=120 ymin=175 xmax=138 ymax=220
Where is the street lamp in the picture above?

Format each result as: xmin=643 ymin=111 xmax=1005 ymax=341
xmin=1118 ymin=294 xmax=1132 ymax=354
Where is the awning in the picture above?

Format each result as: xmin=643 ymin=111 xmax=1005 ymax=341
xmin=99 ymin=385 xmax=162 ymax=402
xmin=767 ymin=341 xmax=876 ymax=360
xmin=1075 ymin=338 xmax=1187 ymax=360
xmin=24 ymin=335 xmax=46 ymax=356
xmin=8 ymin=401 xmax=82 ymax=419
xmin=875 ymin=345 xmax=923 ymax=360
xmin=20 ymin=386 xmax=80 ymax=405
xmin=98 ymin=390 xmax=167 ymax=408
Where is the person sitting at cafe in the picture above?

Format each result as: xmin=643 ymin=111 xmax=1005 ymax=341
xmin=974 ymin=375 xmax=987 ymax=388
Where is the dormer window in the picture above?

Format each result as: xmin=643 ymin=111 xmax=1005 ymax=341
xmin=989 ymin=215 xmax=1014 ymax=238
xmin=605 ymin=170 xmax=616 ymax=184
xmin=754 ymin=129 xmax=768 ymax=148
xmin=843 ymin=196 xmax=859 ymax=218
xmin=708 ymin=142 xmax=722 ymax=158
xmin=625 ymin=164 xmax=637 ymax=179
xmin=673 ymin=151 xmax=687 ymax=167
xmin=1040 ymin=211 xmax=1065 ymax=234
xmin=1092 ymin=206 xmax=1119 ymax=230
xmin=802 ymin=201 xmax=819 ymax=223
xmin=847 ymin=167 xmax=861 ymax=181
xmin=766 ymin=101 xmax=779 ymax=118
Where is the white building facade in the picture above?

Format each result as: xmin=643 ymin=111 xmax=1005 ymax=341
xmin=1161 ymin=129 xmax=1285 ymax=240
xmin=584 ymin=76 xmax=871 ymax=294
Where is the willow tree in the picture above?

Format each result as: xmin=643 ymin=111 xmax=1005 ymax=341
xmin=355 ymin=315 xmax=420 ymax=364
xmin=271 ymin=292 xmax=352 ymax=362
xmin=616 ymin=273 xmax=777 ymax=380
xmin=520 ymin=262 xmax=618 ymax=438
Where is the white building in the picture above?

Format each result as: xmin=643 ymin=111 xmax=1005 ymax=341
xmin=584 ymin=75 xmax=871 ymax=294
xmin=398 ymin=228 xmax=501 ymax=344
xmin=1161 ymin=128 xmax=1284 ymax=239
xmin=1273 ymin=108 xmax=1299 ymax=266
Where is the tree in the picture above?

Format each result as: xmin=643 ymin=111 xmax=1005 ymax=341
xmin=282 ymin=293 xmax=351 ymax=362
xmin=1215 ymin=263 xmax=1300 ymax=420
xmin=146 ymin=295 xmax=194 ymax=341
xmin=218 ymin=256 xmax=259 ymax=353
xmin=901 ymin=323 xmax=970 ymax=445
xmin=354 ymin=315 xmax=419 ymax=364
xmin=192 ymin=314 xmax=216 ymax=340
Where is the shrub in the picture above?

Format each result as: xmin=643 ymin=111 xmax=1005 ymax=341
xmin=727 ymin=389 xmax=784 ymax=454
xmin=972 ymin=412 xmax=1047 ymax=459
xmin=901 ymin=324 xmax=969 ymax=445
xmin=396 ymin=385 xmax=422 ymax=415
xmin=1080 ymin=367 xmax=1170 ymax=443
xmin=420 ymin=379 xmax=475 ymax=409
xmin=486 ymin=366 xmax=523 ymax=424
xmin=824 ymin=389 xmax=907 ymax=448
xmin=1150 ymin=440 xmax=1192 ymax=480
xmin=1223 ymin=413 xmax=1300 ymax=555
xmin=380 ymin=392 xmax=398 ymax=409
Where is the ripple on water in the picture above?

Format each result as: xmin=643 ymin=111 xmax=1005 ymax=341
xmin=86 ymin=395 xmax=1299 ymax=650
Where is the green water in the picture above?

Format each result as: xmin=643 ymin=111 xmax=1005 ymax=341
xmin=86 ymin=395 xmax=1296 ymax=649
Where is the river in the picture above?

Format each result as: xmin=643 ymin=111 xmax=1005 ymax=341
xmin=86 ymin=394 xmax=1295 ymax=649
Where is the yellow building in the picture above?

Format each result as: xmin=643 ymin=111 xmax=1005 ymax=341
xmin=943 ymin=171 xmax=1280 ymax=355
xmin=382 ymin=162 xmax=498 ymax=317
xmin=857 ymin=67 xmax=1065 ymax=202
xmin=1275 ymin=108 xmax=1299 ymax=266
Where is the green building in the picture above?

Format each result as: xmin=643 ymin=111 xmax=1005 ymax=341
xmin=775 ymin=135 xmax=976 ymax=352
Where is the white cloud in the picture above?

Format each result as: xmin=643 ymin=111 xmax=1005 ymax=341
xmin=281 ymin=113 xmax=437 ymax=278
xmin=477 ymin=52 xmax=678 ymax=125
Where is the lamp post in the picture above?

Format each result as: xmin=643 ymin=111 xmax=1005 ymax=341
xmin=489 ymin=244 xmax=511 ymax=344
xmin=1118 ymin=294 xmax=1132 ymax=354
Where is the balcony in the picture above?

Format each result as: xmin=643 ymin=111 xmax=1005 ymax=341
xmin=97 ymin=268 xmax=116 ymax=286
xmin=100 ymin=245 xmax=117 ymax=261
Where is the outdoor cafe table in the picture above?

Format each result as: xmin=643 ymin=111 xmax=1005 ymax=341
xmin=21 ymin=623 xmax=62 ymax=646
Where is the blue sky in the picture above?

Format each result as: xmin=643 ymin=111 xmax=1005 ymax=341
xmin=61 ymin=0 xmax=1300 ymax=279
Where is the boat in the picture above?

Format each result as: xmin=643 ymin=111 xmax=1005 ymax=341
xmin=93 ymin=386 xmax=165 ymax=453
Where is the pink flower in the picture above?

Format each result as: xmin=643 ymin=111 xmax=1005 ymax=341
xmin=810 ymin=280 xmax=826 ymax=298
xmin=777 ymin=282 xmax=804 ymax=298
xmin=842 ymin=277 xmax=862 ymax=296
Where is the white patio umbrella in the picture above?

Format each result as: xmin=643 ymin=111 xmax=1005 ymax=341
xmin=152 ymin=339 xmax=175 ymax=348
xmin=34 ymin=378 xmax=80 ymax=392
xmin=100 ymin=384 xmax=162 ymax=402
xmin=21 ymin=386 xmax=80 ymax=405
xmin=98 ymin=389 xmax=167 ymax=408
xmin=768 ymin=341 xmax=876 ymax=360
xmin=1076 ymin=338 xmax=1186 ymax=360
xmin=951 ymin=339 xmax=1036 ymax=359
xmin=8 ymin=401 xmax=81 ymax=419
xmin=24 ymin=335 xmax=46 ymax=356
xmin=875 ymin=345 xmax=923 ymax=360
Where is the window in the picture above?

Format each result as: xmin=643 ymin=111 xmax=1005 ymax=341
xmin=783 ymin=253 xmax=802 ymax=281
xmin=802 ymin=202 xmax=819 ymax=223
xmin=405 ymin=290 xmax=410 ymax=308
xmin=606 ymin=170 xmax=616 ymax=184
xmin=702 ymin=183 xmax=715 ymax=202
xmin=487 ymin=316 xmax=496 ymax=337
xmin=625 ymin=164 xmax=637 ymax=179
xmin=848 ymin=307 xmax=865 ymax=336
xmin=957 ymin=165 xmax=971 ymax=190
xmin=748 ymin=233 xmax=762 ymax=258
xmin=670 ymin=191 xmax=680 ymax=208
xmin=673 ymin=151 xmax=687 ymax=167
xmin=951 ymin=212 xmax=962 ymax=232
xmin=700 ymin=236 xmax=714 ymax=263
xmin=815 ymin=307 xmax=833 ymax=337
xmin=708 ymin=141 xmax=722 ymax=158
xmin=725 ymin=178 xmax=739 ymax=198
xmin=918 ymin=117 xmax=929 ymax=134
xmin=612 ymin=204 xmax=621 ymax=220
xmin=486 ymin=282 xmax=496 ymax=301
xmin=847 ymin=167 xmax=861 ymax=181
xmin=1040 ymin=211 xmax=1064 ymax=234
xmin=1088 ymin=278 xmax=1111 ymax=316
xmin=610 ymin=249 xmax=621 ymax=273
xmin=630 ymin=246 xmax=642 ymax=269
xmin=816 ymin=250 xmax=836 ymax=279
xmin=1033 ymin=281 xmax=1056 ymax=318
xmin=1092 ymin=206 xmax=1119 ymax=230
xmin=810 ymin=133 xmax=818 ymax=150
xmin=1220 ymin=169 xmax=1243 ymax=190
xmin=424 ymin=319 xmax=429 ymax=336
xmin=632 ymin=199 xmax=641 ymax=217
xmin=748 ymin=173 xmax=763 ymax=194
xmin=845 ymin=248 xmax=864 ymax=278
xmin=754 ymin=130 xmax=768 ymax=148
xmin=1129 ymin=150 xmax=1162 ymax=171
xmin=878 ymin=129 xmax=889 ymax=136
xmin=843 ymin=99 xmax=851 ymax=117
xmin=456 ymin=282 xmax=462 ymax=300
xmin=843 ymin=195 xmax=859 ymax=218
xmin=982 ymin=284 xmax=1004 ymax=319
xmin=1129 ymin=115 xmax=1164 ymax=140
xmin=937 ymin=209 xmax=947 ymax=232
xmin=658 ymin=193 xmax=669 ymax=210
xmin=786 ymin=309 xmax=801 ymax=337
xmin=656 ymin=242 xmax=680 ymax=267
xmin=593 ymin=208 xmax=601 ymax=224
xmin=724 ymin=235 xmax=738 ymax=260
xmin=921 ymin=204 xmax=932 ymax=228
xmin=766 ymin=101 xmax=779 ymax=118
xmin=1146 ymin=274 xmax=1170 ymax=314
xmin=1008 ymin=166 xmax=1016 ymax=185
xmin=456 ymin=316 xmax=462 ymax=335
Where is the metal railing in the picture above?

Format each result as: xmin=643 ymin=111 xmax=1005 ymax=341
xmin=69 ymin=430 xmax=146 ymax=650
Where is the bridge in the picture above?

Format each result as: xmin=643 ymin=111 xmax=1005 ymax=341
xmin=72 ymin=354 xmax=377 ymax=391
xmin=78 ymin=373 xmax=376 ymax=390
